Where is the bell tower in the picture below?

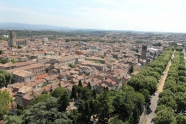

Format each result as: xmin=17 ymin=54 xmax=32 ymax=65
xmin=9 ymin=31 xmax=16 ymax=46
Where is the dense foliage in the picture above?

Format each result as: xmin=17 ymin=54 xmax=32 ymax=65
xmin=0 ymin=70 xmax=12 ymax=88
xmin=128 ymin=47 xmax=173 ymax=97
xmin=0 ymin=90 xmax=12 ymax=119
xmin=155 ymin=46 xmax=186 ymax=124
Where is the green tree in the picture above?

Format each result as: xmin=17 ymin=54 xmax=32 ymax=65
xmin=69 ymin=63 xmax=76 ymax=68
xmin=58 ymin=92 xmax=70 ymax=112
xmin=0 ymin=50 xmax=2 ymax=54
xmin=29 ymin=94 xmax=51 ymax=106
xmin=84 ymin=102 xmax=91 ymax=121
xmin=175 ymin=92 xmax=186 ymax=112
xmin=70 ymin=85 xmax=78 ymax=100
xmin=51 ymin=87 xmax=67 ymax=98
xmin=158 ymin=96 xmax=177 ymax=110
xmin=81 ymin=87 xmax=92 ymax=101
xmin=0 ymin=73 xmax=6 ymax=88
xmin=18 ymin=45 xmax=22 ymax=49
xmin=155 ymin=109 xmax=176 ymax=124
xmin=68 ymin=109 xmax=81 ymax=124
xmin=159 ymin=89 xmax=175 ymax=99
xmin=45 ymin=68 xmax=49 ymax=73
xmin=97 ymin=91 xmax=114 ymax=123
xmin=113 ymin=92 xmax=135 ymax=120
xmin=1 ymin=58 xmax=7 ymax=64
xmin=0 ymin=90 xmax=12 ymax=119
xmin=78 ymin=80 xmax=83 ymax=87
xmin=22 ymin=97 xmax=72 ymax=124
xmin=139 ymin=89 xmax=150 ymax=102
xmin=11 ymin=58 xmax=16 ymax=64
xmin=3 ymin=115 xmax=22 ymax=124
xmin=109 ymin=117 xmax=123 ymax=124
xmin=155 ymin=105 xmax=173 ymax=114
xmin=16 ymin=104 xmax=24 ymax=115
xmin=176 ymin=114 xmax=186 ymax=124
xmin=87 ymin=82 xmax=91 ymax=90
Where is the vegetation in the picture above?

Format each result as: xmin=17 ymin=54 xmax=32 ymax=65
xmin=152 ymin=42 xmax=162 ymax=47
xmin=101 ymin=55 xmax=105 ymax=59
xmin=155 ymin=45 xmax=186 ymax=124
xmin=1 ymin=58 xmax=7 ymax=64
xmin=135 ymin=40 xmax=146 ymax=43
xmin=29 ymin=94 xmax=51 ymax=106
xmin=94 ymin=60 xmax=102 ymax=63
xmin=131 ymin=48 xmax=139 ymax=53
xmin=11 ymin=58 xmax=16 ymax=64
xmin=0 ymin=70 xmax=12 ymax=88
xmin=3 ymin=115 xmax=23 ymax=124
xmin=51 ymin=87 xmax=68 ymax=98
xmin=23 ymin=97 xmax=72 ymax=124
xmin=18 ymin=45 xmax=22 ymax=49
xmin=0 ymin=50 xmax=2 ymax=54
xmin=128 ymin=47 xmax=173 ymax=96
xmin=0 ymin=90 xmax=12 ymax=119
xmin=68 ymin=63 xmax=76 ymax=68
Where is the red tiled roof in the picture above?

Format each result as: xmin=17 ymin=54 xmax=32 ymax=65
xmin=83 ymin=83 xmax=88 ymax=87
xmin=36 ymin=73 xmax=48 ymax=80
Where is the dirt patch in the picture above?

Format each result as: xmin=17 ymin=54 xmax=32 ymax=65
xmin=157 ymin=50 xmax=175 ymax=93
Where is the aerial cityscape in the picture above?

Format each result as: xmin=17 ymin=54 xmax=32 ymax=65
xmin=0 ymin=0 xmax=186 ymax=124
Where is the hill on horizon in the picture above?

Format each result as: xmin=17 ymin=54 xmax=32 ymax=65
xmin=0 ymin=22 xmax=73 ymax=31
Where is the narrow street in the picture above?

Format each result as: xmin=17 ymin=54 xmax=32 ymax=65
xmin=139 ymin=50 xmax=175 ymax=124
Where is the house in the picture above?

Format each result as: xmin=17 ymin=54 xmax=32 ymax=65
xmin=22 ymin=88 xmax=44 ymax=108
xmin=26 ymin=79 xmax=46 ymax=89
xmin=101 ymin=78 xmax=117 ymax=90
xmin=12 ymin=70 xmax=36 ymax=83
xmin=0 ymin=61 xmax=36 ymax=70
xmin=50 ymin=55 xmax=78 ymax=66
xmin=8 ymin=63 xmax=45 ymax=76
xmin=15 ymin=86 xmax=33 ymax=105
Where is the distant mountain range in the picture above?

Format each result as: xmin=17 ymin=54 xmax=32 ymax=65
xmin=0 ymin=22 xmax=73 ymax=31
xmin=0 ymin=22 xmax=181 ymax=33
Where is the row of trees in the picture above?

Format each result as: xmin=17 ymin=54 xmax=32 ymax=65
xmin=155 ymin=48 xmax=186 ymax=123
xmin=128 ymin=47 xmax=174 ymax=102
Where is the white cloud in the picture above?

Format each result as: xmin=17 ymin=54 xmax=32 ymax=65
xmin=1 ymin=0 xmax=186 ymax=32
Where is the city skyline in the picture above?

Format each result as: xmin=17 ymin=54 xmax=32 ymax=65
xmin=0 ymin=0 xmax=186 ymax=32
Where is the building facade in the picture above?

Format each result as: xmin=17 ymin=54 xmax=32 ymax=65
xmin=141 ymin=44 xmax=147 ymax=59
xmin=8 ymin=31 xmax=27 ymax=46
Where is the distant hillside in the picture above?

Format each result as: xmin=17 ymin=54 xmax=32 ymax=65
xmin=0 ymin=22 xmax=72 ymax=31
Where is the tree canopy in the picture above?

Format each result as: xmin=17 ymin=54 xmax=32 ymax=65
xmin=0 ymin=90 xmax=12 ymax=119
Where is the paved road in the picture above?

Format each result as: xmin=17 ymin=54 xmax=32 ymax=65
xmin=146 ymin=92 xmax=159 ymax=124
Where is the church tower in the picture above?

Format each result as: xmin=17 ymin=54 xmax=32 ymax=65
xmin=9 ymin=31 xmax=16 ymax=46
xmin=141 ymin=44 xmax=147 ymax=59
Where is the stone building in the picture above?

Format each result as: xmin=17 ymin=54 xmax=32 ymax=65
xmin=141 ymin=44 xmax=147 ymax=59
xmin=8 ymin=31 xmax=27 ymax=46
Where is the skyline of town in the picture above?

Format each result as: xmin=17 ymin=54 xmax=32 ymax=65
xmin=1 ymin=0 xmax=186 ymax=123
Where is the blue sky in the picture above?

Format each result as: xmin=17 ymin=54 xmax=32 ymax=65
xmin=0 ymin=0 xmax=186 ymax=32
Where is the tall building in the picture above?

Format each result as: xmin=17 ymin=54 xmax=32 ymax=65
xmin=9 ymin=31 xmax=27 ymax=46
xmin=9 ymin=31 xmax=16 ymax=46
xmin=141 ymin=44 xmax=147 ymax=59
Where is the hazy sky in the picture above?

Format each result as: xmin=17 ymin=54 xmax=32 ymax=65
xmin=0 ymin=0 xmax=186 ymax=32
